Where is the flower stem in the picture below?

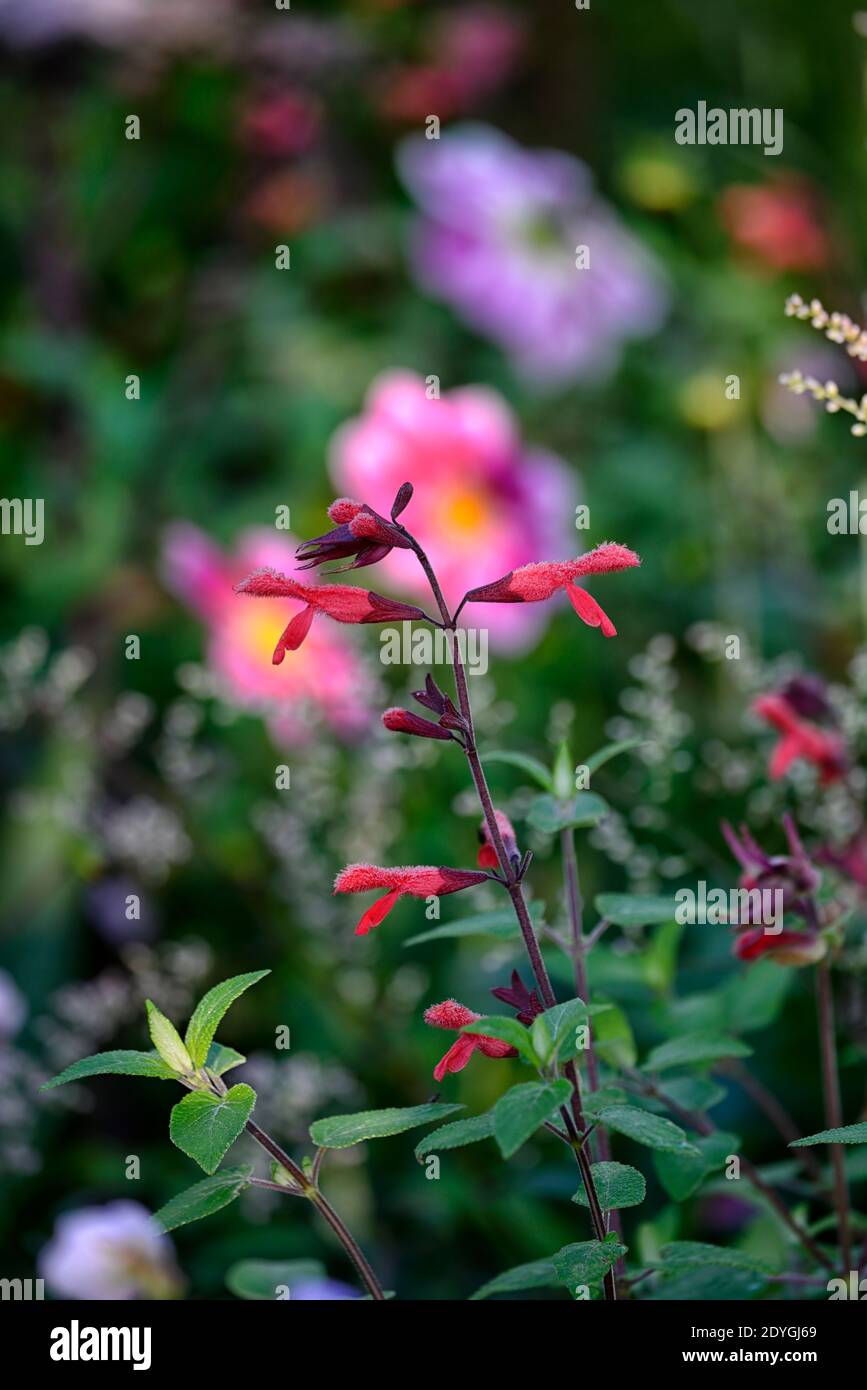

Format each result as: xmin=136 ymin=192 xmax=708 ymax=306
xmin=245 ymin=1119 xmax=386 ymax=1300
xmin=815 ymin=959 xmax=852 ymax=1274
xmin=405 ymin=531 xmax=616 ymax=1299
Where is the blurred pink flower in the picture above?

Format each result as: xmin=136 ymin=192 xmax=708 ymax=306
xmin=162 ymin=524 xmax=375 ymax=744
xmin=396 ymin=124 xmax=667 ymax=386
xmin=329 ymin=370 xmax=575 ymax=650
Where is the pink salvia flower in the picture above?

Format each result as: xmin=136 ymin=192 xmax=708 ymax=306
xmin=424 ymin=999 xmax=517 ymax=1081
xmin=235 ymin=570 xmax=428 ymax=664
xmin=464 ymin=542 xmax=640 ymax=638
xmin=334 ymin=863 xmax=488 ymax=935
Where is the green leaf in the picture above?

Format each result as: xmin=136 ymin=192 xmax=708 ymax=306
xmin=573 ymin=1161 xmax=646 ymax=1211
xmin=153 ymin=1166 xmax=254 ymax=1232
xmin=658 ymin=1241 xmax=770 ymax=1274
xmin=146 ymin=1000 xmax=194 ymax=1073
xmin=310 ymin=1102 xmax=464 ymax=1149
xmin=790 ymin=1123 xmax=867 ymax=1147
xmin=403 ymin=907 xmax=531 ymax=948
xmin=552 ymin=741 xmax=574 ymax=799
xmin=591 ymin=1003 xmax=637 ymax=1069
xmin=170 ymin=1084 xmax=256 ymax=1174
xmin=480 ymin=749 xmax=553 ymax=791
xmin=527 ymin=792 xmax=608 ymax=835
xmin=460 ymin=1015 xmax=535 ymax=1063
xmin=226 ymin=1259 xmax=325 ymax=1300
xmin=722 ymin=960 xmax=792 ymax=1035
xmin=493 ymin=1080 xmax=572 ymax=1159
xmin=641 ymin=920 xmax=683 ymax=994
xmin=414 ymin=1113 xmax=495 ymax=1159
xmin=654 ymin=1132 xmax=740 ymax=1202
xmin=39 ymin=1050 xmax=177 ymax=1090
xmin=553 ymin=1234 xmax=626 ymax=1292
xmin=469 ymin=1258 xmax=560 ymax=1300
xmin=643 ymin=1033 xmax=753 ymax=1073
xmin=184 ymin=971 xmax=270 ymax=1068
xmin=595 ymin=894 xmax=679 ymax=927
xmin=531 ymin=998 xmax=612 ymax=1065
xmin=205 ymin=1043 xmax=246 ymax=1076
xmin=595 ymin=1104 xmax=700 ymax=1156
xmin=582 ymin=738 xmax=644 ymax=776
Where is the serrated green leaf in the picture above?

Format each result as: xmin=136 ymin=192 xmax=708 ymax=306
xmin=146 ymin=1000 xmax=193 ymax=1073
xmin=226 ymin=1259 xmax=325 ymax=1300
xmin=170 ymin=1084 xmax=256 ymax=1174
xmin=310 ymin=1102 xmax=464 ymax=1149
xmin=414 ymin=1112 xmax=495 ymax=1159
xmin=205 ymin=1042 xmax=246 ymax=1076
xmin=572 ymin=1162 xmax=646 ymax=1211
xmin=658 ymin=1241 xmax=771 ymax=1273
xmin=595 ymin=1104 xmax=700 ymax=1155
xmin=643 ymin=1033 xmax=752 ymax=1073
xmin=595 ymin=894 xmax=679 ymax=927
xmin=527 ymin=792 xmax=608 ymax=835
xmin=790 ymin=1123 xmax=867 ymax=1147
xmin=654 ymin=1132 xmax=740 ymax=1201
xmin=153 ymin=1166 xmax=254 ymax=1232
xmin=480 ymin=749 xmax=553 ymax=792
xmin=553 ymin=1234 xmax=626 ymax=1292
xmin=531 ymin=998 xmax=612 ymax=1065
xmin=582 ymin=738 xmax=644 ymax=776
xmin=493 ymin=1080 xmax=572 ymax=1159
xmin=184 ymin=971 xmax=270 ymax=1068
xmin=469 ymin=1258 xmax=560 ymax=1300
xmin=39 ymin=1050 xmax=177 ymax=1090
xmin=403 ymin=907 xmax=532 ymax=948
xmin=460 ymin=1015 xmax=535 ymax=1063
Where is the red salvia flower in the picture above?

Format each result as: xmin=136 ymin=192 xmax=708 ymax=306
xmin=733 ymin=927 xmax=826 ymax=966
xmin=424 ymin=999 xmax=517 ymax=1081
xmin=753 ymin=692 xmax=846 ymax=785
xmin=477 ymin=810 xmax=519 ymax=869
xmin=234 ymin=570 xmax=427 ymax=664
xmin=463 ymin=542 xmax=640 ymax=638
xmin=334 ymin=863 xmax=488 ymax=935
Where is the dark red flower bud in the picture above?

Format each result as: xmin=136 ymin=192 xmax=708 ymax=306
xmin=382 ymin=707 xmax=454 ymax=740
xmin=391 ymin=481 xmax=414 ymax=520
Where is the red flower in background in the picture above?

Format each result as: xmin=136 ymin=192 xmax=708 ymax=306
xmin=717 ymin=180 xmax=830 ymax=273
xmin=733 ymin=927 xmax=826 ymax=965
xmin=334 ymin=864 xmax=488 ymax=935
xmin=463 ymin=542 xmax=640 ymax=638
xmin=424 ymin=999 xmax=517 ymax=1081
xmin=753 ymin=692 xmax=846 ymax=785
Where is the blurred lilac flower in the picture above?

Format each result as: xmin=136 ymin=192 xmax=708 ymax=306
xmin=39 ymin=1201 xmax=181 ymax=1300
xmin=0 ymin=970 xmax=26 ymax=1038
xmin=396 ymin=123 xmax=667 ymax=386
xmin=85 ymin=875 xmax=157 ymax=945
xmin=291 ymin=1278 xmax=359 ymax=1300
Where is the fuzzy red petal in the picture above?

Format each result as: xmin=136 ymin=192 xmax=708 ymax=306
xmin=273 ymin=604 xmax=316 ymax=663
